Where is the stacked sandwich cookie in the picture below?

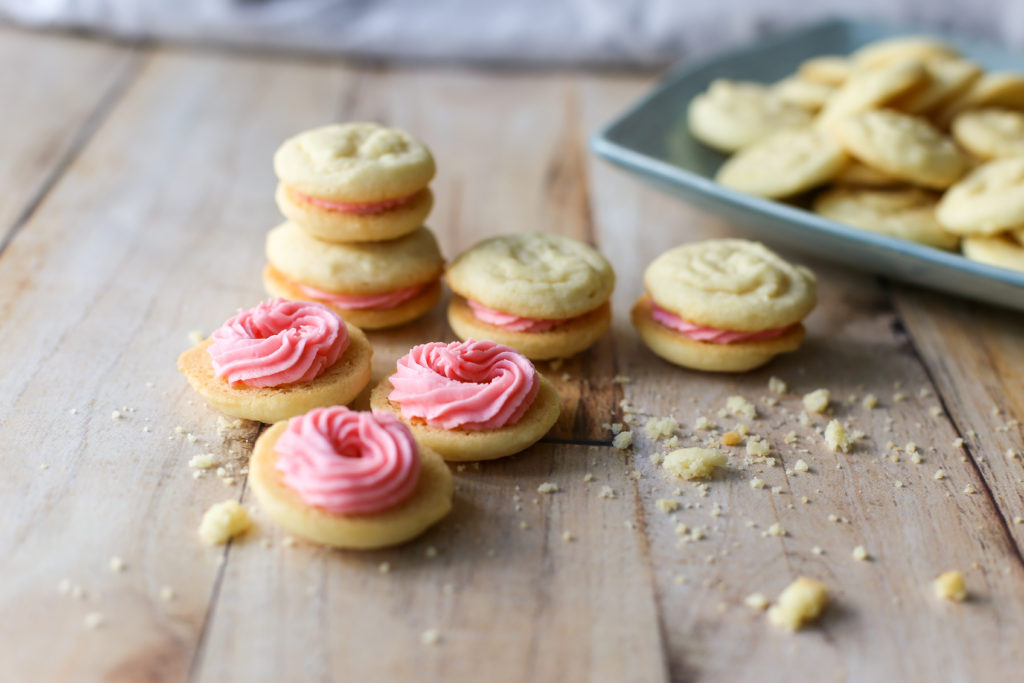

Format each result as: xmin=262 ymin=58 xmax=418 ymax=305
xmin=265 ymin=122 xmax=445 ymax=328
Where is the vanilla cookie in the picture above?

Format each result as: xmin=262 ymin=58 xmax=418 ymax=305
xmin=178 ymin=300 xmax=373 ymax=423
xmin=774 ymin=77 xmax=835 ymax=112
xmin=962 ymin=234 xmax=1024 ymax=273
xmin=889 ymin=58 xmax=981 ymax=114
xmin=275 ymin=183 xmax=433 ymax=243
xmin=249 ymin=408 xmax=453 ymax=549
xmin=715 ymin=127 xmax=848 ymax=198
xmin=274 ymin=122 xmax=435 ymax=203
xmin=798 ymin=56 xmax=853 ymax=86
xmin=813 ymin=187 xmax=959 ymax=250
xmin=370 ymin=339 xmax=560 ymax=461
xmin=265 ymin=222 xmax=444 ymax=329
xmin=445 ymin=232 xmax=614 ymax=359
xmin=936 ymin=72 xmax=1024 ymax=125
xmin=831 ymin=110 xmax=968 ymax=189
xmin=817 ymin=60 xmax=927 ymax=124
xmin=951 ymin=108 xmax=1024 ymax=160
xmin=851 ymin=36 xmax=959 ymax=69
xmin=936 ymin=158 xmax=1024 ymax=235
xmin=687 ymin=79 xmax=812 ymax=153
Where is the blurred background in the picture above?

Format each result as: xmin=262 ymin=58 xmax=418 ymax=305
xmin=3 ymin=0 xmax=1024 ymax=65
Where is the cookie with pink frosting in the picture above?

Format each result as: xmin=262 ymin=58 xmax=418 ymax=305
xmin=445 ymin=233 xmax=615 ymax=360
xmin=632 ymin=239 xmax=817 ymax=372
xmin=177 ymin=298 xmax=373 ymax=423
xmin=264 ymin=222 xmax=445 ymax=330
xmin=369 ymin=339 xmax=561 ymax=461
xmin=274 ymin=122 xmax=435 ymax=243
xmin=250 ymin=406 xmax=453 ymax=549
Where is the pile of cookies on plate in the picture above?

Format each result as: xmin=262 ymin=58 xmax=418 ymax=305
xmin=688 ymin=35 xmax=1024 ymax=274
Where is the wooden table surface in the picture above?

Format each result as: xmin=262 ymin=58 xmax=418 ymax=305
xmin=2 ymin=26 xmax=1023 ymax=683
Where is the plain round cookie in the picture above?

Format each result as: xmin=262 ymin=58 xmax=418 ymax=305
xmin=632 ymin=295 xmax=805 ymax=373
xmin=274 ymin=122 xmax=435 ymax=203
xmin=249 ymin=421 xmax=453 ymax=549
xmin=644 ymin=239 xmax=817 ymax=332
xmin=774 ymin=77 xmax=835 ymax=112
xmin=936 ymin=158 xmax=1024 ymax=235
xmin=370 ymin=374 xmax=560 ymax=462
xmin=266 ymin=222 xmax=444 ymax=295
xmin=851 ymin=36 xmax=960 ymax=69
xmin=889 ymin=58 xmax=981 ymax=115
xmin=177 ymin=326 xmax=373 ymax=424
xmin=687 ymin=80 xmax=811 ymax=153
xmin=951 ymin=109 xmax=1024 ymax=160
xmin=446 ymin=232 xmax=614 ymax=319
xmin=936 ymin=72 xmax=1024 ymax=126
xmin=817 ymin=60 xmax=927 ymax=124
xmin=715 ymin=126 xmax=848 ymax=198
xmin=275 ymin=184 xmax=433 ymax=243
xmin=831 ymin=110 xmax=968 ymax=189
xmin=264 ymin=265 xmax=442 ymax=330
xmin=448 ymin=296 xmax=611 ymax=360
xmin=813 ymin=186 xmax=959 ymax=250
xmin=962 ymin=235 xmax=1024 ymax=273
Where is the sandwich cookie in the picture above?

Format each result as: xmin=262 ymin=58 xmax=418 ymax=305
xmin=632 ymin=239 xmax=817 ymax=372
xmin=445 ymin=232 xmax=615 ymax=360
xmin=274 ymin=122 xmax=435 ymax=243
xmin=371 ymin=339 xmax=560 ymax=462
xmin=264 ymin=222 xmax=444 ymax=330
xmin=250 ymin=406 xmax=453 ymax=549
xmin=178 ymin=298 xmax=372 ymax=423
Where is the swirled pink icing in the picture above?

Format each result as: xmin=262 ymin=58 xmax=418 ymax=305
xmin=274 ymin=407 xmax=420 ymax=515
xmin=466 ymin=299 xmax=562 ymax=332
xmin=208 ymin=298 xmax=348 ymax=387
xmin=296 ymin=280 xmax=429 ymax=310
xmin=292 ymin=188 xmax=418 ymax=215
xmin=388 ymin=339 xmax=540 ymax=431
xmin=651 ymin=302 xmax=793 ymax=344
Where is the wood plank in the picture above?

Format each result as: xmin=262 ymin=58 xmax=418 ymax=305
xmin=0 ymin=48 xmax=365 ymax=681
xmin=192 ymin=65 xmax=664 ymax=681
xmin=578 ymin=73 xmax=1024 ymax=681
xmin=892 ymin=287 xmax=1024 ymax=550
xmin=0 ymin=27 xmax=138 ymax=243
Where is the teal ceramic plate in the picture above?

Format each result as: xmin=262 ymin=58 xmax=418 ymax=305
xmin=591 ymin=18 xmax=1024 ymax=313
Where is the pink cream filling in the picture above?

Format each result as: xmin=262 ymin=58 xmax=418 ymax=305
xmin=274 ymin=407 xmax=421 ymax=515
xmin=466 ymin=299 xmax=564 ymax=333
xmin=388 ymin=339 xmax=540 ymax=431
xmin=296 ymin=281 xmax=429 ymax=311
xmin=291 ymin=188 xmax=418 ymax=215
xmin=650 ymin=303 xmax=793 ymax=344
xmin=208 ymin=298 xmax=348 ymax=388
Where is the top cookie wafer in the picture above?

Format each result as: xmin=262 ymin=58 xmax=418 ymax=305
xmin=446 ymin=232 xmax=615 ymax=319
xmin=274 ymin=122 xmax=436 ymax=203
xmin=644 ymin=239 xmax=817 ymax=332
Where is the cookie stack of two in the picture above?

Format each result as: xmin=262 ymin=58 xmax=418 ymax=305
xmin=263 ymin=123 xmax=446 ymax=329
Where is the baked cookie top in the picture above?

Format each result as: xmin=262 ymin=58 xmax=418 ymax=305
xmin=936 ymin=157 xmax=1024 ymax=235
xmin=274 ymin=122 xmax=435 ymax=203
xmin=952 ymin=108 xmax=1024 ymax=160
xmin=644 ymin=239 xmax=817 ymax=332
xmin=266 ymin=222 xmax=444 ymax=295
xmin=446 ymin=232 xmax=614 ymax=320
xmin=831 ymin=110 xmax=968 ymax=189
xmin=687 ymin=79 xmax=811 ymax=153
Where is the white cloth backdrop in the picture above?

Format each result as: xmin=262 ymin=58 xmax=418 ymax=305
xmin=3 ymin=0 xmax=1024 ymax=64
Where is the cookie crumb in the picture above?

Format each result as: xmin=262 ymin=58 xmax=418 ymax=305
xmin=612 ymin=431 xmax=633 ymax=450
xmin=750 ymin=477 xmax=765 ymax=489
xmin=811 ymin=546 xmax=824 ymax=555
xmin=910 ymin=453 xmax=923 ymax=465
xmin=768 ymin=577 xmax=828 ymax=631
xmin=1013 ymin=516 xmax=1023 ymax=525
xmin=656 ymin=498 xmax=680 ymax=514
xmin=108 ymin=556 xmax=127 ymax=573
xmin=726 ymin=396 xmax=757 ymax=420
xmin=582 ymin=473 xmax=594 ymax=483
xmin=861 ymin=394 xmax=878 ymax=410
xmin=537 ymin=482 xmax=559 ymax=494
xmin=794 ymin=459 xmax=809 ymax=473
xmin=783 ymin=431 xmax=798 ymax=444
xmin=744 ymin=592 xmax=770 ymax=611
xmin=766 ymin=522 xmax=786 ymax=537
xmin=721 ymin=431 xmax=742 ymax=447
xmin=803 ymin=389 xmax=830 ymax=414
xmin=963 ymin=484 xmax=977 ymax=495
xmin=952 ymin=437 xmax=964 ymax=448
xmin=934 ymin=571 xmax=967 ymax=601
xmin=188 ymin=453 xmax=218 ymax=470
xmin=159 ymin=586 xmax=175 ymax=601
xmin=893 ymin=391 xmax=907 ymax=403
xmin=746 ymin=436 xmax=771 ymax=458
xmin=769 ymin=377 xmax=787 ymax=395
xmin=110 ymin=410 xmax=122 ymax=420
xmin=83 ymin=612 xmax=105 ymax=630
xmin=644 ymin=416 xmax=679 ymax=440
xmin=561 ymin=531 xmax=575 ymax=543
xmin=378 ymin=562 xmax=392 ymax=574
xmin=421 ymin=628 xmax=441 ymax=646
xmin=198 ymin=500 xmax=251 ymax=545
xmin=598 ymin=486 xmax=616 ymax=500
xmin=694 ymin=416 xmax=714 ymax=431
xmin=662 ymin=448 xmax=727 ymax=480
xmin=824 ymin=420 xmax=852 ymax=453
xmin=852 ymin=545 xmax=870 ymax=561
